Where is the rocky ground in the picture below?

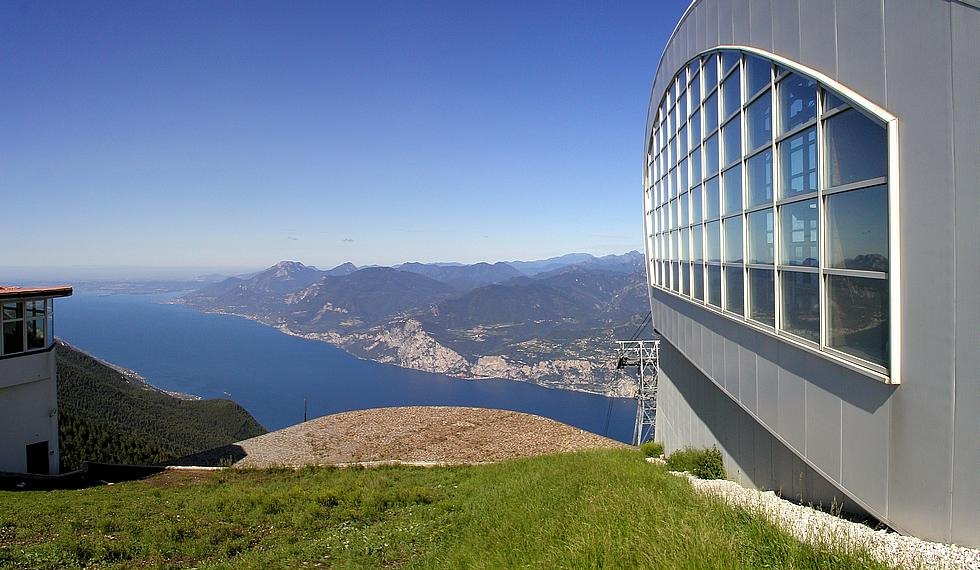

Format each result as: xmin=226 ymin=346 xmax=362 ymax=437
xmin=657 ymin=461 xmax=980 ymax=570
xmin=177 ymin=406 xmax=626 ymax=468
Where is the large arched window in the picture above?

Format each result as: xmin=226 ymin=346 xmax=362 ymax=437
xmin=644 ymin=48 xmax=895 ymax=378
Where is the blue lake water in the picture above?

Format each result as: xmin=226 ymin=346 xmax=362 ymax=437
xmin=55 ymin=293 xmax=636 ymax=443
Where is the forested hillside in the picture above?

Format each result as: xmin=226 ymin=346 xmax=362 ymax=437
xmin=56 ymin=343 xmax=266 ymax=471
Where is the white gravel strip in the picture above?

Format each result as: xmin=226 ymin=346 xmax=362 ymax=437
xmin=647 ymin=459 xmax=980 ymax=570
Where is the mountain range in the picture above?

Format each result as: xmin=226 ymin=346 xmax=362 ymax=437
xmin=178 ymin=252 xmax=648 ymax=397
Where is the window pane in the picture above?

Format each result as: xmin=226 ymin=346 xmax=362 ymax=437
xmin=703 ymin=54 xmax=718 ymax=92
xmin=824 ymin=91 xmax=847 ymax=112
xmin=670 ymin=230 xmax=678 ymax=260
xmin=679 ymin=192 xmax=689 ymax=227
xmin=690 ymin=72 xmax=701 ymax=110
xmin=780 ymin=271 xmax=819 ymax=342
xmin=722 ymin=68 xmax=741 ymax=119
xmin=748 ymin=268 xmax=775 ymax=326
xmin=747 ymin=209 xmax=775 ymax=264
xmin=679 ymin=124 xmax=688 ymax=156
xmin=693 ymin=262 xmax=705 ymax=300
xmin=691 ymin=184 xmax=703 ymax=224
xmin=27 ymin=318 xmax=44 ymax=350
xmin=827 ymin=185 xmax=889 ymax=271
xmin=828 ymin=275 xmax=889 ymax=366
xmin=779 ymin=127 xmax=817 ymax=198
xmin=2 ymin=321 xmax=24 ymax=355
xmin=745 ymin=92 xmax=772 ymax=151
xmin=704 ymin=91 xmax=719 ymax=133
xmin=721 ymin=51 xmax=740 ymax=74
xmin=825 ymin=108 xmax=887 ymax=187
xmin=680 ymin=228 xmax=690 ymax=261
xmin=690 ymin=109 xmax=701 ymax=148
xmin=747 ymin=148 xmax=773 ymax=207
xmin=681 ymin=262 xmax=691 ymax=295
xmin=722 ymin=118 xmax=741 ymax=166
xmin=707 ymin=265 xmax=722 ymax=308
xmin=678 ymin=89 xmax=688 ymax=123
xmin=678 ymin=157 xmax=689 ymax=193
xmin=779 ymin=199 xmax=819 ymax=267
xmin=723 ymin=165 xmax=742 ymax=215
xmin=779 ymin=74 xmax=816 ymax=133
xmin=724 ymin=215 xmax=743 ymax=263
xmin=2 ymin=302 xmax=23 ymax=321
xmin=725 ymin=266 xmax=744 ymax=315
xmin=705 ymin=176 xmax=720 ymax=219
xmin=671 ymin=262 xmax=679 ymax=292
xmin=745 ymin=55 xmax=770 ymax=96
xmin=690 ymin=145 xmax=702 ymax=185
xmin=704 ymin=133 xmax=719 ymax=177
xmin=692 ymin=224 xmax=704 ymax=262
xmin=27 ymin=301 xmax=46 ymax=317
xmin=706 ymin=220 xmax=721 ymax=263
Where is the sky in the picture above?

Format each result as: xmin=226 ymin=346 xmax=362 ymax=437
xmin=2 ymin=0 xmax=690 ymax=277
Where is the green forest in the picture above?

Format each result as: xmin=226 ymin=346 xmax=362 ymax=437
xmin=56 ymin=343 xmax=266 ymax=471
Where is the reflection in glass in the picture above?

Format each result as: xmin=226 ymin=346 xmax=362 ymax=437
xmin=680 ymin=228 xmax=690 ymax=261
xmin=725 ymin=266 xmax=744 ymax=315
xmin=2 ymin=302 xmax=23 ymax=321
xmin=779 ymin=199 xmax=819 ymax=266
xmin=827 ymin=185 xmax=888 ymax=271
xmin=691 ymin=184 xmax=703 ymax=224
xmin=678 ymin=158 xmax=688 ymax=194
xmin=779 ymin=74 xmax=816 ymax=133
xmin=693 ymin=262 xmax=705 ymax=300
xmin=780 ymin=271 xmax=819 ymax=342
xmin=703 ymin=54 xmax=718 ymax=91
xmin=678 ymin=88 xmax=688 ymax=123
xmin=27 ymin=319 xmax=44 ymax=350
xmin=721 ymin=51 xmax=740 ymax=75
xmin=704 ymin=91 xmax=719 ymax=133
xmin=705 ymin=176 xmax=720 ymax=219
xmin=3 ymin=321 xmax=24 ymax=355
xmin=692 ymin=224 xmax=704 ymax=262
xmin=828 ymin=275 xmax=889 ymax=366
xmin=824 ymin=91 xmax=847 ymax=112
xmin=706 ymin=220 xmax=721 ymax=263
xmin=679 ymin=124 xmax=688 ymax=156
xmin=746 ymin=148 xmax=773 ymax=206
xmin=690 ymin=109 xmax=701 ymax=148
xmin=704 ymin=133 xmax=719 ymax=176
xmin=722 ymin=68 xmax=741 ymax=119
xmin=671 ymin=262 xmax=679 ymax=292
xmin=681 ymin=262 xmax=691 ymax=295
xmin=722 ymin=119 xmax=741 ymax=166
xmin=691 ymin=146 xmax=702 ymax=185
xmin=779 ymin=127 xmax=817 ymax=197
xmin=724 ymin=216 xmax=743 ymax=263
xmin=679 ymin=191 xmax=689 ymax=227
xmin=747 ymin=209 xmax=774 ymax=264
xmin=825 ymin=108 xmax=887 ymax=187
xmin=746 ymin=92 xmax=772 ymax=151
xmin=690 ymin=72 xmax=701 ymax=109
xmin=27 ymin=301 xmax=45 ymax=317
xmin=723 ymin=165 xmax=742 ymax=215
xmin=748 ymin=268 xmax=775 ymax=326
xmin=745 ymin=55 xmax=770 ymax=96
xmin=707 ymin=265 xmax=722 ymax=308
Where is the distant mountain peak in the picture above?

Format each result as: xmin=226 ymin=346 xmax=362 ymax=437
xmin=325 ymin=262 xmax=358 ymax=276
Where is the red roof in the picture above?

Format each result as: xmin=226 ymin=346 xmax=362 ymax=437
xmin=0 ymin=285 xmax=73 ymax=300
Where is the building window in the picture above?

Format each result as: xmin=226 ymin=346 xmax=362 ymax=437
xmin=645 ymin=48 xmax=893 ymax=377
xmin=1 ymin=299 xmax=52 ymax=356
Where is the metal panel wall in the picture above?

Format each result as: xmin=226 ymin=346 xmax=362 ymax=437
xmin=645 ymin=0 xmax=979 ymax=546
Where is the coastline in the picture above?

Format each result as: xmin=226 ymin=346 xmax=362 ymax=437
xmin=168 ymin=302 xmax=635 ymax=400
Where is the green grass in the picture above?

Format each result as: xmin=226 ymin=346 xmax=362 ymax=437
xmin=0 ymin=449 xmax=889 ymax=569
xmin=639 ymin=440 xmax=664 ymax=458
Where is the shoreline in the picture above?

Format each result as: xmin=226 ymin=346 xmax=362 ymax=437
xmin=168 ymin=301 xmax=634 ymax=400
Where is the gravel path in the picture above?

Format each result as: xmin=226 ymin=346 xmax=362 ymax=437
xmin=178 ymin=406 xmax=624 ymax=468
xmin=652 ymin=460 xmax=980 ymax=570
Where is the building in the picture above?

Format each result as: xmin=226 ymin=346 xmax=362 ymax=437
xmin=0 ymin=285 xmax=73 ymax=474
xmin=643 ymin=0 xmax=978 ymax=547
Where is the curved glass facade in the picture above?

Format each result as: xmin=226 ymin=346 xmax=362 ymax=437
xmin=644 ymin=48 xmax=891 ymax=373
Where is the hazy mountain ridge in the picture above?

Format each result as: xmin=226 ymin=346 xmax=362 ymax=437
xmin=178 ymin=252 xmax=647 ymax=397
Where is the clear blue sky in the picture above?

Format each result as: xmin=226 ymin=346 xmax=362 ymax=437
xmin=2 ymin=0 xmax=689 ymax=275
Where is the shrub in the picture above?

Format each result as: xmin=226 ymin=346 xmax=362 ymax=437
xmin=665 ymin=446 xmax=726 ymax=480
xmin=639 ymin=441 xmax=664 ymax=458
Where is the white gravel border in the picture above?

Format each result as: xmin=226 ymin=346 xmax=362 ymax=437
xmin=646 ymin=458 xmax=980 ymax=570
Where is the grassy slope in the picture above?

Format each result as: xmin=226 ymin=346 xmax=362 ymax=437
xmin=0 ymin=449 xmax=889 ymax=569
xmin=56 ymin=343 xmax=266 ymax=470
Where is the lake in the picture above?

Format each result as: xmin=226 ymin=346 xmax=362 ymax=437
xmin=55 ymin=293 xmax=637 ymax=442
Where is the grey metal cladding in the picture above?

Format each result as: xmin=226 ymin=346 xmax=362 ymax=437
xmin=771 ymin=0 xmax=800 ymax=62
xmin=950 ymin=0 xmax=980 ymax=547
xmin=836 ymin=0 xmax=885 ymax=106
xmin=748 ymin=0 xmax=772 ymax=51
xmin=800 ymin=0 xmax=836 ymax=78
